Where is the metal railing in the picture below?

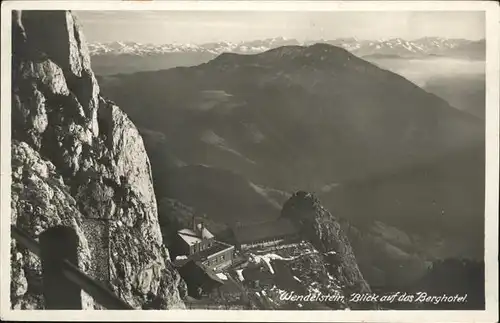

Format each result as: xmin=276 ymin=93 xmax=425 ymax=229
xmin=11 ymin=225 xmax=133 ymax=310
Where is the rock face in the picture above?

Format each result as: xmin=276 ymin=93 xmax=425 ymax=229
xmin=281 ymin=191 xmax=375 ymax=308
xmin=10 ymin=10 xmax=186 ymax=309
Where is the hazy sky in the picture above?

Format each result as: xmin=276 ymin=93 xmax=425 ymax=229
xmin=75 ymin=11 xmax=485 ymax=44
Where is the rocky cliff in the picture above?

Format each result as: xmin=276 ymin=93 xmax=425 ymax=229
xmin=10 ymin=10 xmax=186 ymax=309
xmin=281 ymin=191 xmax=374 ymax=307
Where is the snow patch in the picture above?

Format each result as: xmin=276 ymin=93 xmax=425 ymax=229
xmin=236 ymin=269 xmax=245 ymax=281
xmin=200 ymin=130 xmax=256 ymax=164
xmin=249 ymin=182 xmax=282 ymax=209
xmin=249 ymin=253 xmax=297 ymax=274
xmin=320 ymin=182 xmax=340 ymax=193
xmin=216 ymin=273 xmax=228 ymax=280
xmin=200 ymin=130 xmax=225 ymax=145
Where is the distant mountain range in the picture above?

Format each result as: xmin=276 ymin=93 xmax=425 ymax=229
xmin=89 ymin=37 xmax=485 ymax=60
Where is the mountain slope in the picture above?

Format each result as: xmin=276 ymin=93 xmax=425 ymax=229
xmin=159 ymin=164 xmax=281 ymax=226
xmin=99 ymin=43 xmax=484 ymax=191
xmin=10 ymin=10 xmax=185 ymax=309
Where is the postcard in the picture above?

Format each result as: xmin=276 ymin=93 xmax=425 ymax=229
xmin=1 ymin=1 xmax=498 ymax=322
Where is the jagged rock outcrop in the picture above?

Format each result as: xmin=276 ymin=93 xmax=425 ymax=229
xmin=10 ymin=10 xmax=186 ymax=309
xmin=281 ymin=191 xmax=376 ymax=308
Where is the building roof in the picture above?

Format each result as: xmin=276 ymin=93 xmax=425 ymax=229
xmin=233 ymin=218 xmax=299 ymax=245
xmin=178 ymin=224 xmax=214 ymax=246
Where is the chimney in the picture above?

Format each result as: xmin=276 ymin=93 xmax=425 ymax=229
xmin=192 ymin=215 xmax=196 ymax=232
xmin=200 ymin=221 xmax=205 ymax=237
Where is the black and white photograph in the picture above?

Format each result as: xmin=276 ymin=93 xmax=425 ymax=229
xmin=1 ymin=1 xmax=498 ymax=322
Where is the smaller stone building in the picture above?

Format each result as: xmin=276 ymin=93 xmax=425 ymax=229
xmin=171 ymin=217 xmax=235 ymax=272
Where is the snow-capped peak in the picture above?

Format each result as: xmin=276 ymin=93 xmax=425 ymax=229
xmin=87 ymin=37 xmax=485 ymax=59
